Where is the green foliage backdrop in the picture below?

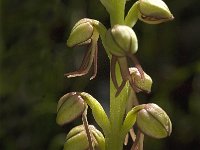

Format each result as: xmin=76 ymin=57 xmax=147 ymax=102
xmin=0 ymin=0 xmax=200 ymax=149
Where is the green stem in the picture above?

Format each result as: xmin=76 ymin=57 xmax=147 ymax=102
xmin=109 ymin=0 xmax=125 ymax=25
xmin=105 ymin=62 xmax=129 ymax=150
xmin=110 ymin=11 xmax=124 ymax=26
xmin=110 ymin=64 xmax=128 ymax=128
xmin=103 ymin=1 xmax=128 ymax=149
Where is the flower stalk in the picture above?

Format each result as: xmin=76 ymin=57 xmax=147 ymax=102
xmin=56 ymin=0 xmax=174 ymax=150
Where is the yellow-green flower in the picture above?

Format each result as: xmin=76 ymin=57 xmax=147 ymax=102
xmin=65 ymin=18 xmax=99 ymax=80
xmin=138 ymin=0 xmax=174 ymax=24
xmin=105 ymin=25 xmax=145 ymax=96
xmin=56 ymin=92 xmax=86 ymax=126
xmin=137 ymin=103 xmax=172 ymax=138
xmin=64 ymin=125 xmax=105 ymax=150
xmin=129 ymin=67 xmax=153 ymax=93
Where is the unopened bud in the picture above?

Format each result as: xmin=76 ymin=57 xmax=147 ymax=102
xmin=129 ymin=67 xmax=152 ymax=93
xmin=64 ymin=125 xmax=105 ymax=150
xmin=67 ymin=18 xmax=94 ymax=47
xmin=137 ymin=103 xmax=172 ymax=138
xmin=138 ymin=0 xmax=174 ymax=24
xmin=56 ymin=92 xmax=86 ymax=126
xmin=105 ymin=25 xmax=138 ymax=57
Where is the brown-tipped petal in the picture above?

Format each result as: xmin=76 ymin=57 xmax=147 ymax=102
xmin=111 ymin=56 xmax=119 ymax=90
xmin=129 ymin=54 xmax=144 ymax=80
xmin=90 ymin=43 xmax=98 ymax=80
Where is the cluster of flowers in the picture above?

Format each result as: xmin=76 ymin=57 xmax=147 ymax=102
xmin=56 ymin=0 xmax=174 ymax=149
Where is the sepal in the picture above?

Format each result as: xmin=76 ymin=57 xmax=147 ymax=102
xmin=137 ymin=103 xmax=172 ymax=138
xmin=67 ymin=18 xmax=94 ymax=47
xmin=56 ymin=92 xmax=86 ymax=126
xmin=138 ymin=0 xmax=174 ymax=24
xmin=64 ymin=125 xmax=105 ymax=150
xmin=105 ymin=25 xmax=138 ymax=57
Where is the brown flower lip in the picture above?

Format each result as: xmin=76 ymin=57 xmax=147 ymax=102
xmin=65 ymin=19 xmax=99 ymax=80
xmin=64 ymin=40 xmax=98 ymax=80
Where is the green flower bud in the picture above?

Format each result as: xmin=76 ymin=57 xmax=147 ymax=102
xmin=56 ymin=92 xmax=86 ymax=126
xmin=129 ymin=67 xmax=152 ymax=93
xmin=138 ymin=0 xmax=174 ymax=24
xmin=105 ymin=25 xmax=138 ymax=57
xmin=64 ymin=125 xmax=105 ymax=150
xmin=137 ymin=103 xmax=172 ymax=138
xmin=67 ymin=18 xmax=94 ymax=47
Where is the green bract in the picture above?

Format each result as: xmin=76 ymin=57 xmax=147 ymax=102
xmin=56 ymin=92 xmax=86 ymax=126
xmin=67 ymin=18 xmax=94 ymax=47
xmin=64 ymin=125 xmax=105 ymax=150
xmin=105 ymin=25 xmax=138 ymax=57
xmin=129 ymin=67 xmax=152 ymax=93
xmin=138 ymin=0 xmax=174 ymax=24
xmin=137 ymin=103 xmax=172 ymax=138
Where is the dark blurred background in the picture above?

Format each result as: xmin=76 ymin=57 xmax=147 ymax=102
xmin=0 ymin=0 xmax=200 ymax=150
